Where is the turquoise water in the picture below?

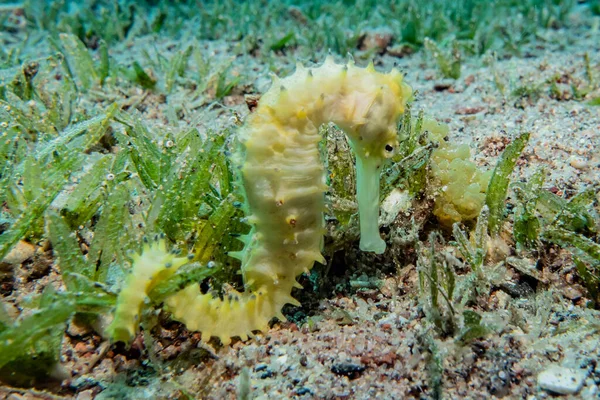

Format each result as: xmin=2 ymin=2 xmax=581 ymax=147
xmin=0 ymin=1 xmax=599 ymax=399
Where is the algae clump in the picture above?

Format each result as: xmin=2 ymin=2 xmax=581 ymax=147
xmin=429 ymin=139 xmax=492 ymax=227
xmin=387 ymin=112 xmax=492 ymax=227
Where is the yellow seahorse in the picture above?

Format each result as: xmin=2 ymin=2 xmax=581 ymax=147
xmin=108 ymin=57 xmax=412 ymax=345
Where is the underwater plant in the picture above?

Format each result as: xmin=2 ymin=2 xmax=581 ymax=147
xmin=429 ymin=141 xmax=492 ymax=227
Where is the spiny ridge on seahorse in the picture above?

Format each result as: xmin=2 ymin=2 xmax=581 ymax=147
xmin=162 ymin=57 xmax=412 ymax=345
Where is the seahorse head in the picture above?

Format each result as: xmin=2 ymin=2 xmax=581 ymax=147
xmin=338 ymin=63 xmax=413 ymax=161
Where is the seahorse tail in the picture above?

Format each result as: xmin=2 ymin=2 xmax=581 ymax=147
xmin=107 ymin=237 xmax=188 ymax=343
xmin=165 ymin=283 xmax=300 ymax=345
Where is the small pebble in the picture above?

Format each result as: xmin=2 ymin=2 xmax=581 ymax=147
xmin=255 ymin=363 xmax=268 ymax=372
xmin=331 ymin=362 xmax=366 ymax=379
xmin=2 ymin=240 xmax=35 ymax=265
xmin=569 ymin=157 xmax=588 ymax=170
xmin=259 ymin=370 xmax=274 ymax=379
xmin=538 ymin=365 xmax=588 ymax=395
xmin=295 ymin=387 xmax=312 ymax=396
xmin=75 ymin=390 xmax=94 ymax=400
xmin=561 ymin=286 xmax=582 ymax=301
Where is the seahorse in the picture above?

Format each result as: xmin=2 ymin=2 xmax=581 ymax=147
xmin=107 ymin=57 xmax=412 ymax=345
xmin=164 ymin=57 xmax=412 ymax=345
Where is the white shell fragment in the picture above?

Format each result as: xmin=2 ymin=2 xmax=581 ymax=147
xmin=538 ymin=365 xmax=588 ymax=395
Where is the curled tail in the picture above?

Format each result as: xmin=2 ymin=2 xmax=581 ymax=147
xmin=107 ymin=235 xmax=302 ymax=346
xmin=106 ymin=237 xmax=188 ymax=343
xmin=165 ymin=280 xmax=300 ymax=346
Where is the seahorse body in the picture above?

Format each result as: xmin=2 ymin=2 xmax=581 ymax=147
xmin=165 ymin=57 xmax=412 ymax=345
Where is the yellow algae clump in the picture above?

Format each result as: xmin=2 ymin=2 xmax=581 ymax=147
xmin=429 ymin=142 xmax=492 ymax=227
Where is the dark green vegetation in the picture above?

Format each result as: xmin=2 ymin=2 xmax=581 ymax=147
xmin=0 ymin=0 xmax=598 ymax=397
xmin=0 ymin=0 xmax=584 ymax=75
xmin=0 ymin=26 xmax=247 ymax=382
